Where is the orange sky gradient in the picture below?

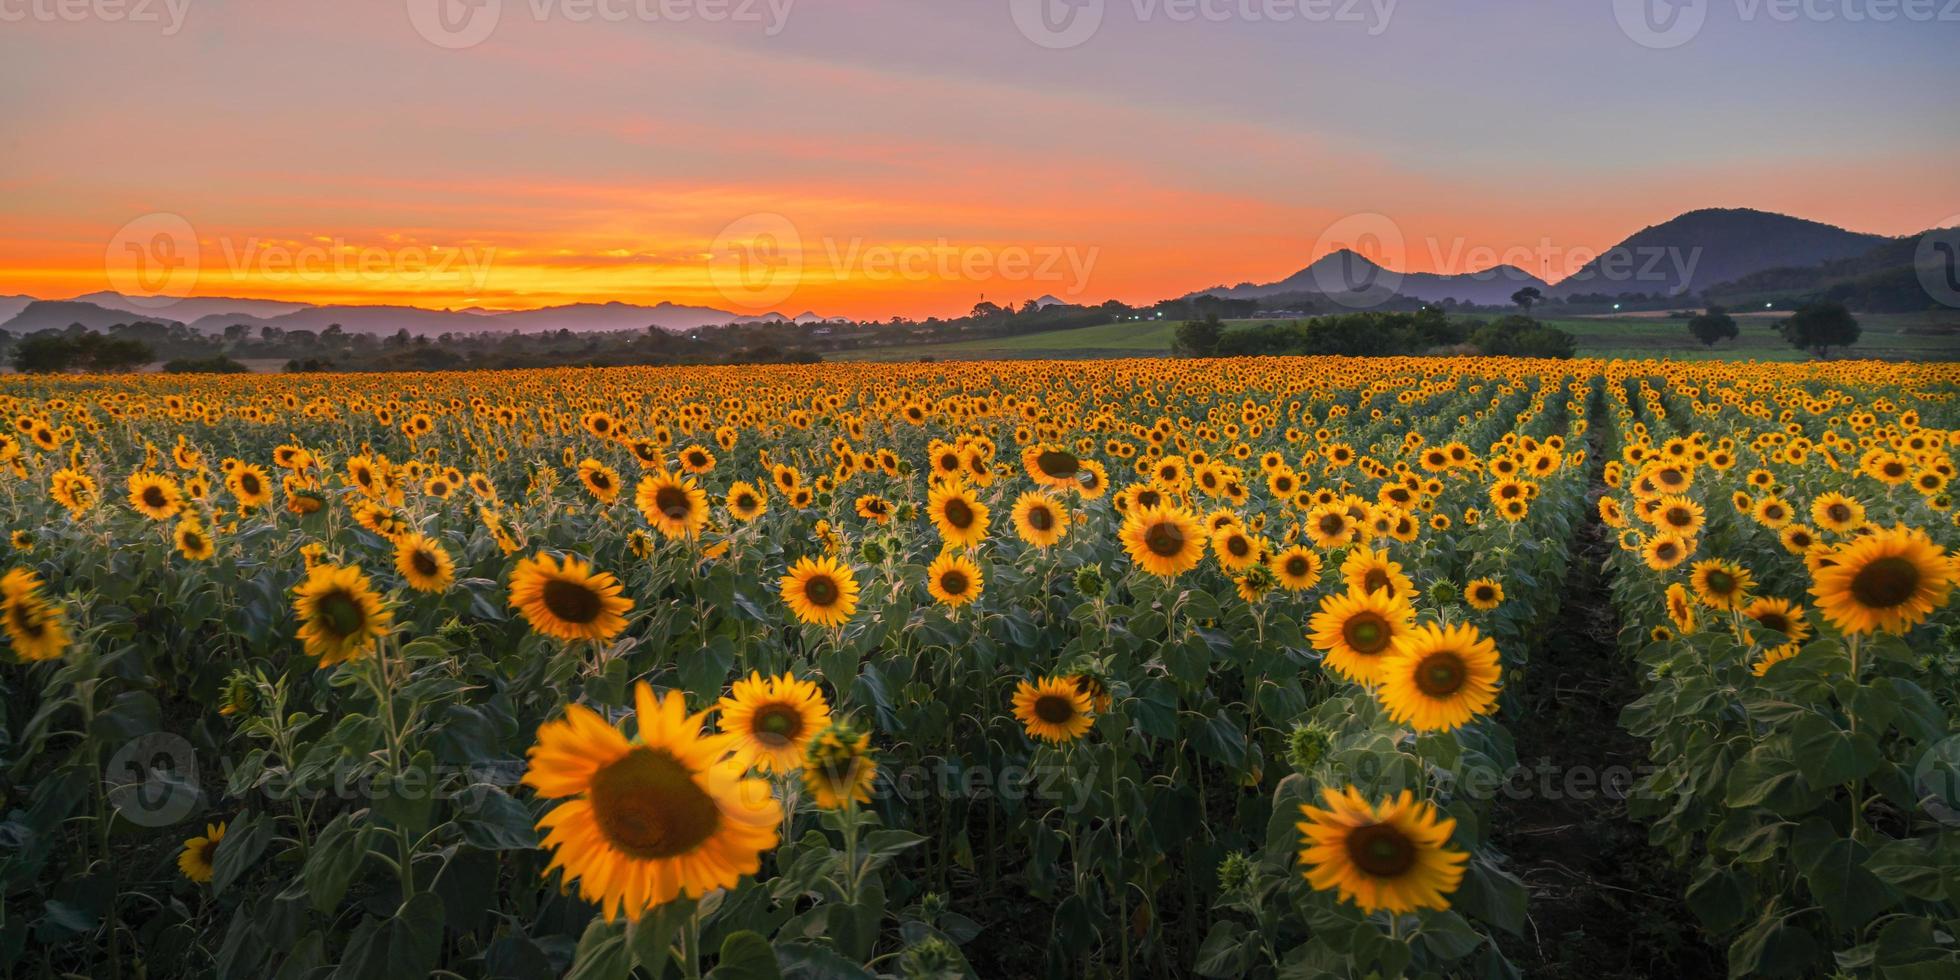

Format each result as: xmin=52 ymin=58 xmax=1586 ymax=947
xmin=2 ymin=3 xmax=1956 ymax=320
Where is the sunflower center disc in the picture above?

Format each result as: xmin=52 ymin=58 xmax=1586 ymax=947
xmin=1344 ymin=615 xmax=1388 ymax=654
xmin=1144 ymin=522 xmax=1184 ymax=557
xmin=1415 ymin=653 xmax=1467 ymax=696
xmin=655 ymin=486 xmax=690 ymax=519
xmin=1345 ymin=823 xmax=1416 ymax=877
xmin=1034 ymin=694 xmax=1077 ymax=725
xmin=542 ymin=579 xmax=603 ymax=624
xmin=944 ymin=499 xmax=973 ymax=528
xmin=412 ymin=551 xmax=439 ymax=576
xmin=1707 ymin=572 xmax=1734 ymax=595
xmin=1228 ymin=537 xmax=1250 ymax=558
xmin=1286 ymin=557 xmax=1309 ymax=577
xmin=319 ymin=590 xmax=366 ymax=637
xmin=1850 ymin=556 xmax=1919 ymax=608
xmin=1036 ymin=450 xmax=1078 ymax=479
xmin=1364 ymin=570 xmax=1390 ymax=594
xmin=589 ymin=747 xmax=720 ymax=860
xmin=940 ymin=571 xmax=969 ymax=595
xmin=143 ymin=487 xmax=167 ymax=508
xmin=754 ymin=705 xmax=801 ymax=746
xmin=804 ymin=575 xmax=839 ymax=606
xmin=1027 ymin=507 xmax=1053 ymax=531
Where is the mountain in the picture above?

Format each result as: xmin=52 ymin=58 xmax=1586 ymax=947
xmin=1195 ymin=249 xmax=1550 ymax=307
xmin=489 ymin=301 xmax=780 ymax=333
xmin=0 ymin=295 xmax=33 ymax=323
xmin=1551 ymin=208 xmax=1886 ymax=298
xmin=1032 ymin=294 xmax=1070 ymax=309
xmin=3 ymin=300 xmax=186 ymax=333
xmin=1703 ymin=225 xmax=1960 ymax=312
xmin=72 ymin=291 xmax=310 ymax=323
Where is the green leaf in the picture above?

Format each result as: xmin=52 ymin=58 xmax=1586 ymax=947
xmin=1685 ymin=865 xmax=1749 ymax=933
xmin=1193 ymin=921 xmax=1249 ymax=978
xmin=374 ymin=749 xmax=438 ymax=834
xmin=1415 ymin=910 xmax=1485 ymax=960
xmin=706 ymin=931 xmax=782 ymax=980
xmin=1791 ymin=818 xmax=1897 ymax=931
xmin=626 ymin=898 xmax=691 ymax=976
xmin=456 ymin=784 xmax=539 ymax=851
xmin=331 ymin=893 xmax=445 ymax=980
xmin=565 ymin=918 xmax=633 ymax=980
xmin=211 ymin=811 xmax=271 ymax=896
xmin=1727 ymin=907 xmax=1821 ymax=978
xmin=293 ymin=812 xmax=373 ymax=914
xmin=1789 ymin=713 xmax=1882 ymax=789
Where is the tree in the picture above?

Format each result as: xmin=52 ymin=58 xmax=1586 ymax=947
xmin=1511 ymin=286 xmax=1543 ymax=312
xmin=1470 ymin=315 xmax=1575 ymax=359
xmin=1173 ymin=314 xmax=1225 ymax=357
xmin=1687 ymin=305 xmax=1739 ymax=346
xmin=1776 ymin=300 xmax=1860 ymax=358
xmin=11 ymin=335 xmax=78 ymax=373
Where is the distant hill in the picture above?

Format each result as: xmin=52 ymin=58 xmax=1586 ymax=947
xmin=3 ymin=300 xmax=187 ymax=333
xmin=1195 ymin=249 xmax=1550 ymax=307
xmin=0 ymin=293 xmax=815 ymax=337
xmin=1702 ymin=226 xmax=1960 ymax=312
xmin=1550 ymin=208 xmax=1885 ymax=298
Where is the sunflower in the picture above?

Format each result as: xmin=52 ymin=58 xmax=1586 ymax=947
xmin=1689 ymin=558 xmax=1754 ymax=610
xmin=1 ymin=568 xmax=69 ymax=662
xmin=1341 ymin=547 xmax=1412 ymax=601
xmin=50 ymin=468 xmax=98 ymax=515
xmin=1308 ymin=587 xmax=1416 ymax=685
xmin=635 ymin=473 xmax=708 ymax=540
xmin=1464 ymin=578 xmax=1504 ymax=611
xmin=1120 ymin=504 xmax=1206 ymax=579
xmin=1650 ymin=495 xmax=1705 ymax=537
xmin=393 ymin=532 xmax=456 ymax=593
xmin=1303 ymin=503 xmax=1356 ymax=549
xmin=780 ymin=555 xmax=860 ymax=628
xmin=1011 ymin=491 xmax=1068 ymax=548
xmin=127 ymin=471 xmax=184 ymax=521
xmin=854 ymin=493 xmax=893 ymax=524
xmin=1753 ymin=643 xmax=1801 ymax=677
xmin=802 ymin=718 xmax=877 ymax=810
xmin=716 ymin=672 xmax=831 ymax=774
xmin=1742 ymin=597 xmax=1811 ymax=645
xmin=1665 ymin=582 xmax=1696 ymax=634
xmin=925 ymin=552 xmax=984 ymax=608
xmin=1011 ymin=675 xmax=1094 ymax=744
xmin=1377 ymin=622 xmax=1502 ymax=732
xmin=1212 ymin=525 xmax=1261 ymax=573
xmin=177 ymin=821 xmax=227 ymax=883
xmin=1809 ymin=524 xmax=1955 ymax=635
xmin=227 ymin=464 xmax=273 ymax=509
xmin=577 ymin=459 xmax=623 ymax=504
xmin=1642 ymin=532 xmax=1692 ymax=571
xmin=291 ymin=563 xmax=392 ymax=667
xmin=1022 ymin=444 xmax=1082 ymax=489
xmin=1296 ymin=787 xmax=1467 ymax=914
xmin=1811 ymin=492 xmax=1865 ymax=533
xmin=508 ymin=553 xmax=633 ymax=643
xmin=524 ymin=684 xmax=778 ymax=922
xmin=174 ymin=519 xmax=214 ymax=561
xmin=725 ymin=481 xmax=767 ymax=522
xmin=1271 ymin=545 xmax=1323 ymax=591
xmin=926 ymin=480 xmax=989 ymax=548
xmin=1751 ymin=496 xmax=1793 ymax=529
xmin=1779 ymin=523 xmax=1819 ymax=555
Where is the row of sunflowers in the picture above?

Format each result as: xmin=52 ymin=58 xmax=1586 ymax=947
xmin=0 ymin=355 xmax=1949 ymax=978
xmin=1597 ymin=360 xmax=1960 ymax=977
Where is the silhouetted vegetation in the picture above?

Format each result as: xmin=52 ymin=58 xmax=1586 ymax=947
xmin=1173 ymin=309 xmax=1576 ymax=360
xmin=163 ymin=355 xmax=250 ymax=374
xmin=1687 ymin=305 xmax=1739 ymax=346
xmin=1776 ymin=300 xmax=1861 ymax=358
xmin=7 ymin=331 xmax=154 ymax=373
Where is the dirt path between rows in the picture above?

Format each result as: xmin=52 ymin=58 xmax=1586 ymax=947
xmin=1490 ymin=433 xmax=1724 ymax=978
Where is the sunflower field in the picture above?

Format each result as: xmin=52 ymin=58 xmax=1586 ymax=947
xmin=0 ymin=355 xmax=1953 ymax=979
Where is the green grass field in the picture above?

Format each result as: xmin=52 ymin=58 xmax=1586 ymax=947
xmin=833 ymin=311 xmax=1960 ymax=362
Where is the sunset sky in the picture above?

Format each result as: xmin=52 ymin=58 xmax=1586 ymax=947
xmin=2 ymin=0 xmax=1956 ymax=319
